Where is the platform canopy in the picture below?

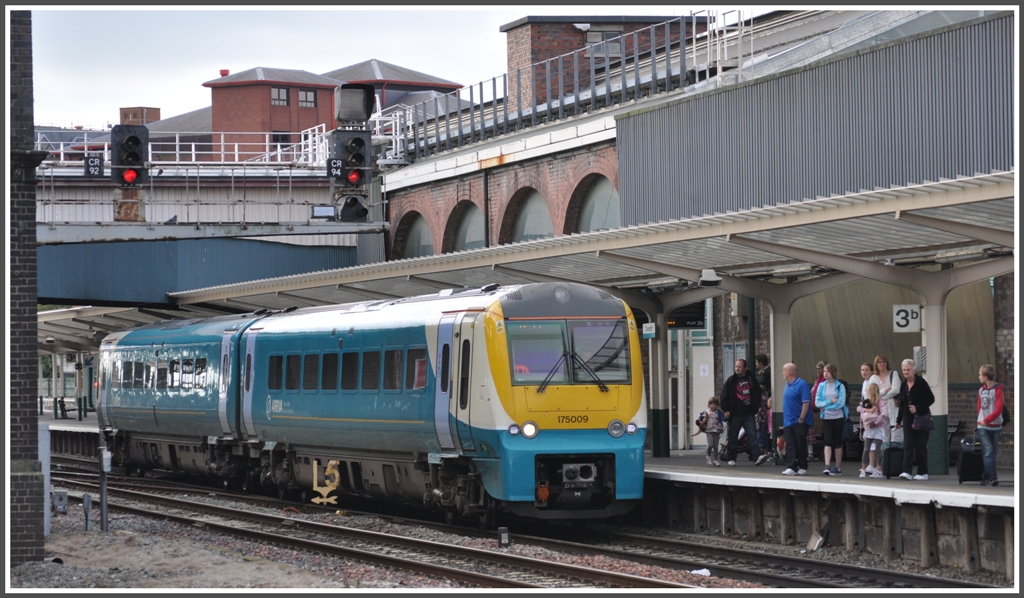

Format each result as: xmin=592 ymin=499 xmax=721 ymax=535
xmin=38 ymin=170 xmax=1015 ymax=353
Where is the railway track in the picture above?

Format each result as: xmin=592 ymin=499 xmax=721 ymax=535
xmin=49 ymin=470 xmax=1001 ymax=589
xmin=508 ymin=526 xmax=1000 ymax=589
xmin=52 ymin=477 xmax=691 ymax=589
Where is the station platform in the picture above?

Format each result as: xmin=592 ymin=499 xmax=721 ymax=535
xmin=645 ymin=449 xmax=1015 ymax=509
xmin=36 ymin=406 xmax=1016 ymax=510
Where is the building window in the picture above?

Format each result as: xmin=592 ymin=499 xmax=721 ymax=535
xmin=271 ymin=87 xmax=289 ymax=106
xmin=298 ymin=89 xmax=316 ymax=108
xmin=586 ymin=30 xmax=622 ymax=57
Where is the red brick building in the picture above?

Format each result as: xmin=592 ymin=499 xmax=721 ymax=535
xmin=202 ymin=67 xmax=339 ymax=161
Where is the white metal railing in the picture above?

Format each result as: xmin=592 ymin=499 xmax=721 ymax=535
xmin=34 ymin=123 xmax=331 ymax=169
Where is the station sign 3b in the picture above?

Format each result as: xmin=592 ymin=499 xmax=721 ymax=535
xmin=893 ymin=304 xmax=921 ymax=333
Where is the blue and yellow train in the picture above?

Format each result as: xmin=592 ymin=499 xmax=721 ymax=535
xmin=97 ymin=282 xmax=646 ymax=525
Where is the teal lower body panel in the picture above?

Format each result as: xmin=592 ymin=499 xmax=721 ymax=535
xmin=471 ymin=427 xmax=646 ymax=503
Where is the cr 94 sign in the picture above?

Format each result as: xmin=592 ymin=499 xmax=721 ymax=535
xmin=893 ymin=304 xmax=921 ymax=333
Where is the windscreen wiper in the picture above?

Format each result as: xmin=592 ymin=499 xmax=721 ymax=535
xmin=537 ymin=351 xmax=568 ymax=394
xmin=570 ymin=351 xmax=609 ymax=392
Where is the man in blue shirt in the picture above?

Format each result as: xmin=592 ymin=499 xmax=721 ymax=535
xmin=781 ymin=363 xmax=812 ymax=475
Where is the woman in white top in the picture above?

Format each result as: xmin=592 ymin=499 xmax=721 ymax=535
xmin=872 ymin=355 xmax=901 ymax=442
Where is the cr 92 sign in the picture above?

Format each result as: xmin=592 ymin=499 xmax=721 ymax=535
xmin=893 ymin=304 xmax=921 ymax=333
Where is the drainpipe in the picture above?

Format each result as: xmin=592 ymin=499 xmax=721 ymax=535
xmin=482 ymin=169 xmax=490 ymax=247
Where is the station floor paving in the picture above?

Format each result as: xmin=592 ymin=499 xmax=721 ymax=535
xmin=644 ymin=448 xmax=1015 ymax=509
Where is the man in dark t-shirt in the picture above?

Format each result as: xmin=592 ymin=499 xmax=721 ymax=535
xmin=720 ymin=359 xmax=767 ymax=466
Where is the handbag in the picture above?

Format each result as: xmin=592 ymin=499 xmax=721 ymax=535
xmin=912 ymin=413 xmax=935 ymax=431
xmin=843 ymin=419 xmax=858 ymax=443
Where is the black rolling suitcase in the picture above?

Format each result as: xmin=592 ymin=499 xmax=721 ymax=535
xmin=881 ymin=441 xmax=904 ymax=479
xmin=957 ymin=437 xmax=984 ymax=484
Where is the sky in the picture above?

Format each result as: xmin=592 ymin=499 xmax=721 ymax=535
xmin=23 ymin=5 xmax=759 ymax=129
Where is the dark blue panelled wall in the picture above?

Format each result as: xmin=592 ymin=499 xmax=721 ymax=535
xmin=39 ymin=238 xmax=356 ymax=305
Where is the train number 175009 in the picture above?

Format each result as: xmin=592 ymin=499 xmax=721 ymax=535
xmin=557 ymin=415 xmax=589 ymax=424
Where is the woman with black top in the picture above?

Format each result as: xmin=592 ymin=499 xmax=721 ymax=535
xmin=895 ymin=358 xmax=935 ymax=480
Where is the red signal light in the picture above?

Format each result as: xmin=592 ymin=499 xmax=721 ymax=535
xmin=123 ymin=169 xmax=138 ymax=184
xmin=346 ymin=170 xmax=362 ymax=185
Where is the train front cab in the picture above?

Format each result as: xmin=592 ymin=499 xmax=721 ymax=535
xmin=473 ymin=283 xmax=647 ymax=520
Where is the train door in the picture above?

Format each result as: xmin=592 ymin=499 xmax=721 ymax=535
xmin=217 ymin=332 xmax=234 ymax=435
xmin=241 ymin=330 xmax=259 ymax=438
xmin=452 ymin=313 xmax=477 ymax=453
xmin=433 ymin=315 xmax=458 ymax=452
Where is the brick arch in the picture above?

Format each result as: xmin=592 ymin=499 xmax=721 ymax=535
xmin=441 ymin=200 xmax=484 ymax=253
xmin=391 ymin=210 xmax=433 ymax=259
xmin=563 ymin=173 xmax=616 ymax=234
xmin=497 ymin=186 xmax=556 ymax=245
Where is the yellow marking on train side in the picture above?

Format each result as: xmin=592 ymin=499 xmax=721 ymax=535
xmin=272 ymin=415 xmax=426 ymax=424
xmin=108 ymin=408 xmax=208 ymax=415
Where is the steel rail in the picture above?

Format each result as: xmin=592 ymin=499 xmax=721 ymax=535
xmin=57 ymin=480 xmax=691 ymax=589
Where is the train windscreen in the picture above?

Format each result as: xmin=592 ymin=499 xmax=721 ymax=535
xmin=507 ymin=319 xmax=630 ymax=386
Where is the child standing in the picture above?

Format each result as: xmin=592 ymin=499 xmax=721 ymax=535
xmin=698 ymin=397 xmax=726 ymax=466
xmin=858 ymin=383 xmax=888 ymax=478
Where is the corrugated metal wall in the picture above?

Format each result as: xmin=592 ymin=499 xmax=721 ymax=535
xmin=39 ymin=239 xmax=356 ymax=305
xmin=617 ymin=13 xmax=1013 ymax=224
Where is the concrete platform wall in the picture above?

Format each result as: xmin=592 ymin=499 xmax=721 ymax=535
xmin=643 ymin=478 xmax=1014 ymax=581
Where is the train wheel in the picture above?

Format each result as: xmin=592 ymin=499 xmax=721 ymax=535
xmin=477 ymin=510 xmax=495 ymax=530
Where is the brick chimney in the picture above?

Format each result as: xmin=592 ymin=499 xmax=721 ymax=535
xmin=119 ymin=107 xmax=161 ymax=125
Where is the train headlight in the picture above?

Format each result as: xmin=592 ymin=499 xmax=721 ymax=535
xmin=608 ymin=419 xmax=626 ymax=438
xmin=522 ymin=421 xmax=539 ymax=439
xmin=626 ymin=422 xmax=638 ymax=435
xmin=508 ymin=424 xmax=521 ymax=436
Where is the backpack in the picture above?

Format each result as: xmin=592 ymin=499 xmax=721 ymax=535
xmin=1002 ymin=403 xmax=1011 ymax=426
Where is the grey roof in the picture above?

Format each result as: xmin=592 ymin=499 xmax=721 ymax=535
xmin=381 ymin=90 xmax=472 ymax=116
xmin=146 ymin=106 xmax=213 ymax=133
xmin=204 ymin=67 xmax=341 ymax=87
xmin=321 ymin=59 xmax=460 ymax=89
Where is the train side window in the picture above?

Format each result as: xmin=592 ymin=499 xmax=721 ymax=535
xmin=321 ymin=352 xmax=339 ymax=391
xmin=121 ymin=360 xmax=133 ymax=389
xmin=267 ymin=355 xmax=283 ymax=390
xmin=169 ymin=360 xmax=180 ymax=389
xmin=133 ymin=361 xmax=144 ymax=389
xmin=341 ymin=352 xmax=359 ymax=390
xmin=440 ymin=344 xmax=451 ymax=393
xmin=302 ymin=354 xmax=319 ymax=391
xmin=361 ymin=351 xmax=381 ymax=391
xmin=459 ymin=340 xmax=471 ymax=410
xmin=195 ymin=358 xmax=207 ymax=388
xmin=181 ymin=358 xmax=194 ymax=390
xmin=219 ymin=355 xmax=229 ymax=394
xmin=285 ymin=354 xmax=301 ymax=390
xmin=144 ymin=361 xmax=155 ymax=389
xmin=245 ymin=353 xmax=252 ymax=392
xmin=405 ymin=348 xmax=428 ymax=390
xmin=112 ymin=360 xmax=121 ymax=389
xmin=383 ymin=349 xmax=403 ymax=390
xmin=156 ymin=359 xmax=168 ymax=390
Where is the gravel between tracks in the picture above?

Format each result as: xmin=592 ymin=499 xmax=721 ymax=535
xmin=10 ymin=493 xmax=765 ymax=589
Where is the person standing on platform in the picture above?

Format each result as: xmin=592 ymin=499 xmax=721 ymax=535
xmin=755 ymin=354 xmax=773 ymax=458
xmin=896 ymin=359 xmax=934 ymax=481
xmin=858 ymin=382 xmax=887 ymax=478
xmin=720 ymin=359 xmax=768 ymax=466
xmin=976 ymin=364 xmax=1004 ymax=486
xmin=781 ymin=363 xmax=811 ymax=475
xmin=698 ymin=397 xmax=726 ymax=467
xmin=872 ymin=355 xmax=902 ymax=443
xmin=815 ymin=363 xmax=848 ymax=475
